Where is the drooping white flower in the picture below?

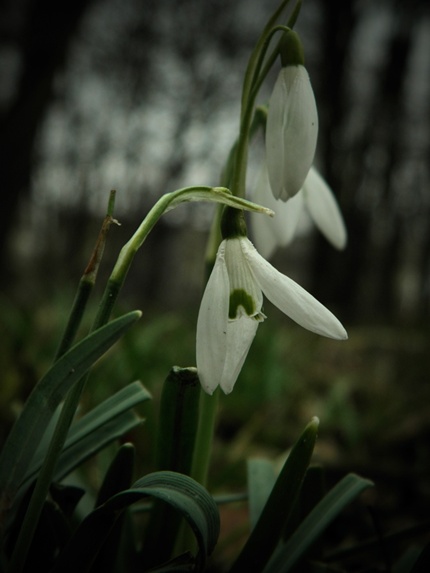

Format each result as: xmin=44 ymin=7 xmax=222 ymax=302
xmin=251 ymin=164 xmax=347 ymax=259
xmin=196 ymin=236 xmax=347 ymax=395
xmin=265 ymin=64 xmax=318 ymax=201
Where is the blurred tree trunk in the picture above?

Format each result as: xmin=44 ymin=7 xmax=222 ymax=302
xmin=307 ymin=0 xmax=360 ymax=320
xmin=309 ymin=1 xmax=420 ymax=323
xmin=0 ymin=0 xmax=92 ymax=276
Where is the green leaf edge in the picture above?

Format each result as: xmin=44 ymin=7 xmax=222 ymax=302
xmin=263 ymin=473 xmax=374 ymax=573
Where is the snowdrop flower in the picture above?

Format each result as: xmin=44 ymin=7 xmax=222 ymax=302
xmin=266 ymin=32 xmax=318 ymax=201
xmin=251 ymin=164 xmax=347 ymax=259
xmin=196 ymin=210 xmax=347 ymax=395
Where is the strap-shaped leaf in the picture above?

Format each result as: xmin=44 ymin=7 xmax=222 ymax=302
xmin=18 ymin=381 xmax=150 ymax=494
xmin=90 ymin=444 xmax=136 ymax=572
xmin=142 ymin=367 xmax=200 ymax=566
xmin=263 ymin=473 xmax=374 ymax=572
xmin=0 ymin=310 xmax=141 ymax=522
xmin=50 ymin=471 xmax=220 ymax=573
xmin=230 ymin=417 xmax=319 ymax=573
xmin=247 ymin=458 xmax=276 ymax=530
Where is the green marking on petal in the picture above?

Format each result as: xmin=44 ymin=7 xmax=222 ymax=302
xmin=229 ymin=289 xmax=256 ymax=319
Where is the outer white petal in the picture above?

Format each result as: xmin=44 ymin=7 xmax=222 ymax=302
xmin=196 ymin=242 xmax=230 ymax=394
xmin=303 ymin=167 xmax=347 ymax=249
xmin=266 ymin=66 xmax=318 ymax=201
xmin=219 ymin=316 xmax=259 ymax=394
xmin=250 ymin=165 xmax=278 ymax=258
xmin=276 ymin=191 xmax=305 ymax=246
xmin=250 ymin=164 xmax=305 ymax=258
xmin=242 ymin=241 xmax=348 ymax=340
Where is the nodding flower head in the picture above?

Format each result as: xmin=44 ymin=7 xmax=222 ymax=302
xmin=196 ymin=223 xmax=347 ymax=395
xmin=265 ymin=32 xmax=318 ymax=201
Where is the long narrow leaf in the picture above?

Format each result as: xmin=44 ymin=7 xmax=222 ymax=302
xmin=247 ymin=458 xmax=276 ymax=530
xmin=0 ymin=310 xmax=141 ymax=525
xmin=263 ymin=473 xmax=374 ymax=573
xmin=142 ymin=367 xmax=201 ymax=566
xmin=50 ymin=471 xmax=220 ymax=573
xmin=230 ymin=417 xmax=319 ymax=573
xmin=91 ymin=444 xmax=136 ymax=573
xmin=18 ymin=381 xmax=151 ymax=493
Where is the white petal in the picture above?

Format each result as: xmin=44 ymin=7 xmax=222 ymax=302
xmin=219 ymin=316 xmax=259 ymax=394
xmin=224 ymin=238 xmax=263 ymax=317
xmin=250 ymin=164 xmax=305 ymax=257
xmin=250 ymin=165 xmax=281 ymax=258
xmin=275 ymin=191 xmax=305 ymax=246
xmin=303 ymin=167 xmax=347 ymax=249
xmin=242 ymin=241 xmax=348 ymax=340
xmin=196 ymin=243 xmax=230 ymax=394
xmin=266 ymin=66 xmax=318 ymax=201
xmin=251 ymin=210 xmax=278 ymax=259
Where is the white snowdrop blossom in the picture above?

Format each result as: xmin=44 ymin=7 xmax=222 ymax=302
xmin=265 ymin=65 xmax=318 ymax=201
xmin=196 ymin=236 xmax=347 ymax=395
xmin=251 ymin=165 xmax=347 ymax=259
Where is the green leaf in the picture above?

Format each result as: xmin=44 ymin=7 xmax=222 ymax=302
xmin=230 ymin=417 xmax=319 ymax=573
xmin=0 ymin=310 xmax=141 ymax=525
xmin=18 ymin=381 xmax=150 ymax=495
xmin=50 ymin=471 xmax=220 ymax=573
xmin=147 ymin=552 xmax=195 ymax=572
xmin=263 ymin=473 xmax=374 ymax=573
xmin=247 ymin=458 xmax=276 ymax=530
xmin=91 ymin=444 xmax=136 ymax=573
xmin=409 ymin=540 xmax=430 ymax=573
xmin=142 ymin=367 xmax=201 ymax=567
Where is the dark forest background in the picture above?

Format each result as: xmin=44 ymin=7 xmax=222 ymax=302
xmin=1 ymin=0 xmax=429 ymax=324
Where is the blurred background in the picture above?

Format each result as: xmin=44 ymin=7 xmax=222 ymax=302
xmin=1 ymin=0 xmax=430 ymax=567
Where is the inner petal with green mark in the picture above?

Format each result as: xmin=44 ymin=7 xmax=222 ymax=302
xmin=229 ymin=289 xmax=266 ymax=321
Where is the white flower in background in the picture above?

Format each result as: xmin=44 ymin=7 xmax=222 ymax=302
xmin=196 ymin=235 xmax=347 ymax=395
xmin=265 ymin=64 xmax=318 ymax=201
xmin=251 ymin=164 xmax=347 ymax=259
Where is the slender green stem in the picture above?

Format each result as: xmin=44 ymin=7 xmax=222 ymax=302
xmin=54 ymin=279 xmax=93 ymax=360
xmin=190 ymin=388 xmax=220 ymax=487
xmin=54 ymin=190 xmax=118 ymax=360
